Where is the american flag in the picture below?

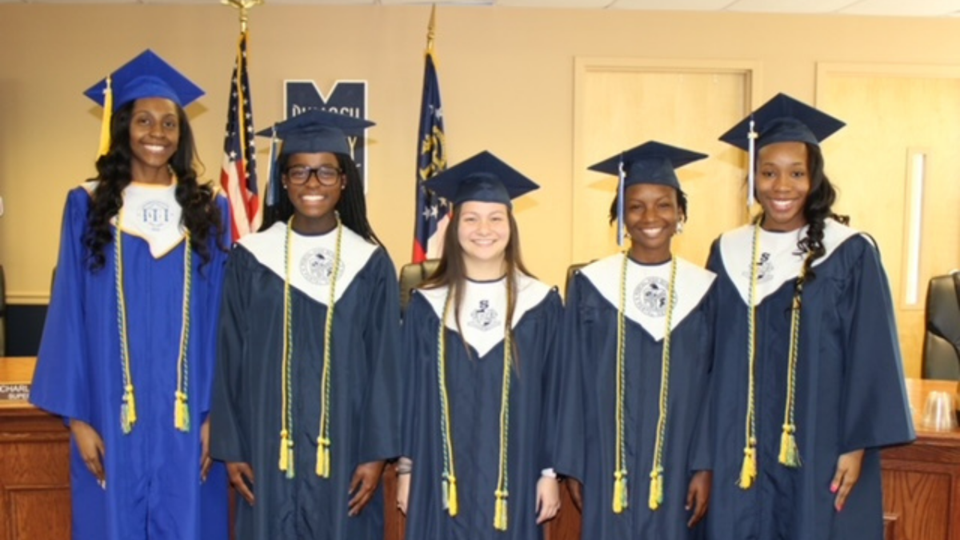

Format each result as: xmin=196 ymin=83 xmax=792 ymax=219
xmin=412 ymin=43 xmax=448 ymax=263
xmin=220 ymin=31 xmax=260 ymax=241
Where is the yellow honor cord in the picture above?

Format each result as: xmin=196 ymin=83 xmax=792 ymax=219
xmin=779 ymin=259 xmax=807 ymax=468
xmin=493 ymin=318 xmax=512 ymax=531
xmin=316 ymin=217 xmax=344 ymax=478
xmin=740 ymin=222 xmax=762 ymax=490
xmin=114 ymin=209 xmax=191 ymax=435
xmin=648 ymin=257 xmax=677 ymax=511
xmin=613 ymin=254 xmax=629 ymax=513
xmin=437 ymin=293 xmax=458 ymax=517
xmin=279 ymin=221 xmax=295 ymax=476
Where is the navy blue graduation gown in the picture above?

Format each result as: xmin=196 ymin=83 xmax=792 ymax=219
xmin=705 ymin=221 xmax=916 ymax=540
xmin=30 ymin=185 xmax=231 ymax=540
xmin=402 ymin=276 xmax=564 ymax=540
xmin=209 ymin=221 xmax=402 ymax=540
xmin=555 ymin=255 xmax=716 ymax=540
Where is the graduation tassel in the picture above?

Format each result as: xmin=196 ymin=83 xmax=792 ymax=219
xmin=446 ymin=475 xmax=459 ymax=517
xmin=174 ymin=391 xmax=190 ymax=432
xmin=279 ymin=430 xmax=290 ymax=472
xmin=738 ymin=444 xmax=757 ymax=489
xmin=98 ymin=76 xmax=113 ymax=157
xmin=779 ymin=424 xmax=800 ymax=467
xmin=612 ymin=471 xmax=628 ymax=513
xmin=747 ymin=117 xmax=757 ymax=211
xmin=493 ymin=490 xmax=508 ymax=531
xmin=121 ymin=385 xmax=137 ymax=433
xmin=316 ymin=437 xmax=331 ymax=478
xmin=648 ymin=469 xmax=663 ymax=511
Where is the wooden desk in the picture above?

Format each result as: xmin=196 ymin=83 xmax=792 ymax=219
xmin=881 ymin=378 xmax=960 ymax=540
xmin=0 ymin=357 xmax=71 ymax=540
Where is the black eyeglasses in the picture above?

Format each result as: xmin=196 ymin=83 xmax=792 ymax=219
xmin=284 ymin=165 xmax=343 ymax=186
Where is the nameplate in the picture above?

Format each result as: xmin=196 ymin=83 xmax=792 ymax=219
xmin=0 ymin=383 xmax=31 ymax=402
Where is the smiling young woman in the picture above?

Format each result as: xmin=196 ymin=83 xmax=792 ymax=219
xmin=29 ymin=50 xmax=230 ymax=540
xmin=555 ymin=141 xmax=717 ymax=540
xmin=209 ymin=110 xmax=401 ymax=540
xmin=706 ymin=93 xmax=915 ymax=540
xmin=397 ymin=151 xmax=566 ymax=540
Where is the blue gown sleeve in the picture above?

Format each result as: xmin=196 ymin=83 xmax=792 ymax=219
xmin=839 ymin=238 xmax=916 ymax=452
xmin=401 ymin=294 xmax=428 ymax=461
xmin=209 ymin=248 xmax=250 ymax=464
xmin=198 ymin=195 xmax=233 ymax=419
xmin=688 ymin=282 xmax=717 ymax=472
xmin=356 ymin=251 xmax=403 ymax=464
xmin=538 ymin=291 xmax=564 ymax=472
xmin=30 ymin=189 xmax=92 ymax=423
xmin=553 ymin=275 xmax=586 ymax=482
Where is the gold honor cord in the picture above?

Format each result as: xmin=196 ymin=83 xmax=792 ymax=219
xmin=114 ymin=208 xmax=193 ymax=434
xmin=741 ymin=220 xmax=810 ymax=490
xmin=648 ymin=257 xmax=677 ymax=511
xmin=435 ymin=282 xmax=515 ymax=530
xmin=278 ymin=216 xmax=344 ymax=479
xmin=611 ymin=254 xmax=678 ymax=513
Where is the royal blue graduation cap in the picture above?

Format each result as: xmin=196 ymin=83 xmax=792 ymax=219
xmin=423 ymin=151 xmax=539 ymax=208
xmin=588 ymin=141 xmax=707 ymax=247
xmin=84 ymin=49 xmax=204 ymax=111
xmin=718 ymin=93 xmax=845 ymax=209
xmin=719 ymin=93 xmax=845 ymax=151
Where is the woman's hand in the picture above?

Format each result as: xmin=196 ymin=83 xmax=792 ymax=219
xmin=227 ymin=462 xmax=255 ymax=506
xmin=70 ymin=419 xmax=105 ymax=485
xmin=686 ymin=470 xmax=712 ymax=527
xmin=536 ymin=476 xmax=561 ymax=524
xmin=831 ymin=449 xmax=865 ymax=511
xmin=349 ymin=460 xmax=386 ymax=516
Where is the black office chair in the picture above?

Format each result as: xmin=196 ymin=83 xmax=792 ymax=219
xmin=564 ymin=262 xmax=591 ymax=299
xmin=921 ymin=271 xmax=960 ymax=380
xmin=398 ymin=260 xmax=441 ymax=311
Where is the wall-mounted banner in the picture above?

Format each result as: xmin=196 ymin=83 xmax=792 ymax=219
xmin=284 ymin=80 xmax=370 ymax=190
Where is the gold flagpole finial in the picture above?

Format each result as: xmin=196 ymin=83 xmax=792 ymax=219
xmin=426 ymin=4 xmax=437 ymax=52
xmin=223 ymin=0 xmax=264 ymax=32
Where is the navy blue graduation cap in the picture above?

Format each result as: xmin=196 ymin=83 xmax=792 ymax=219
xmin=84 ymin=49 xmax=204 ymax=111
xmin=423 ymin=151 xmax=539 ymax=208
xmin=588 ymin=140 xmax=707 ymax=247
xmin=718 ymin=93 xmax=845 ymax=209
xmin=84 ymin=50 xmax=204 ymax=156
xmin=257 ymin=110 xmax=375 ymax=209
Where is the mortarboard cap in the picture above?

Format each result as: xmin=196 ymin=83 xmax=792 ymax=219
xmin=719 ymin=93 xmax=845 ymax=151
xmin=588 ymin=140 xmax=707 ymax=191
xmin=423 ymin=151 xmax=539 ymax=208
xmin=256 ymin=109 xmax=375 ymax=156
xmin=84 ymin=49 xmax=204 ymax=111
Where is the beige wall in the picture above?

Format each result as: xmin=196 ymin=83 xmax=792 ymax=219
xmin=2 ymin=5 xmax=959 ymax=372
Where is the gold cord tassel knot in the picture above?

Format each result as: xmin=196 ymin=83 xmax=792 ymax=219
xmin=739 ymin=444 xmax=757 ymax=489
xmin=494 ymin=489 xmax=508 ymax=531
xmin=648 ymin=468 xmax=663 ymax=510
xmin=316 ymin=437 xmax=331 ymax=478
xmin=779 ymin=424 xmax=801 ymax=467
xmin=612 ymin=471 xmax=628 ymax=513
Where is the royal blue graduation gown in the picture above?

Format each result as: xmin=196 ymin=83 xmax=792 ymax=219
xmin=555 ymin=254 xmax=716 ymax=540
xmin=402 ymin=275 xmax=564 ymax=540
xmin=30 ymin=183 xmax=231 ymax=540
xmin=209 ymin=221 xmax=402 ymax=540
xmin=705 ymin=220 xmax=916 ymax=540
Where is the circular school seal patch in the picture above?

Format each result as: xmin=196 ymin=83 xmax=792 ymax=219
xmin=633 ymin=277 xmax=673 ymax=317
xmin=299 ymin=248 xmax=345 ymax=285
xmin=137 ymin=201 xmax=173 ymax=232
xmin=742 ymin=252 xmax=775 ymax=284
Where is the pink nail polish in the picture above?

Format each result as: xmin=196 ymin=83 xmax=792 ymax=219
xmin=830 ymin=485 xmax=838 ymax=494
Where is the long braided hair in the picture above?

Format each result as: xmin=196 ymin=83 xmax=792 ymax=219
xmin=83 ymin=100 xmax=224 ymax=271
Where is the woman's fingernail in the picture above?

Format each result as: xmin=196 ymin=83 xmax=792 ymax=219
xmin=830 ymin=485 xmax=838 ymax=493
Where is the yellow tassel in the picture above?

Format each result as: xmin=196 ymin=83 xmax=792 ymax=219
xmin=98 ymin=76 xmax=113 ymax=157
xmin=447 ymin=475 xmax=459 ymax=517
xmin=779 ymin=425 xmax=801 ymax=467
xmin=279 ymin=431 xmax=290 ymax=472
xmin=316 ymin=438 xmax=331 ymax=478
xmin=648 ymin=470 xmax=663 ymax=511
xmin=612 ymin=472 xmax=627 ymax=513
xmin=494 ymin=491 xmax=508 ymax=531
xmin=124 ymin=384 xmax=137 ymax=429
xmin=286 ymin=445 xmax=296 ymax=479
xmin=738 ymin=446 xmax=757 ymax=490
xmin=174 ymin=392 xmax=189 ymax=432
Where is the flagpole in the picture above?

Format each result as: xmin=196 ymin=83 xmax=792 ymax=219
xmin=427 ymin=4 xmax=437 ymax=52
xmin=223 ymin=0 xmax=264 ymax=33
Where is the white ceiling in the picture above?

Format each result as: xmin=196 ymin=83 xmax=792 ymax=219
xmin=3 ymin=0 xmax=960 ymax=17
